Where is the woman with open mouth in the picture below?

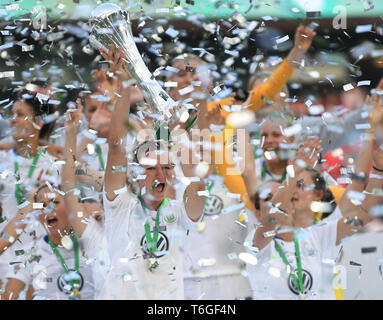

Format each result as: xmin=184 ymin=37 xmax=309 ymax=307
xmin=71 ymin=45 xmax=206 ymax=300
xmin=1 ymin=185 xmax=97 ymax=300
xmin=0 ymin=84 xmax=63 ymax=292
xmin=246 ymin=97 xmax=383 ymax=300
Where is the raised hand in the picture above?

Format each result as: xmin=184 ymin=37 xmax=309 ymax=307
xmin=367 ymin=78 xmax=383 ymax=131
xmin=292 ymin=136 xmax=323 ymax=169
xmin=286 ymin=24 xmax=316 ymax=67
xmin=92 ymin=68 xmax=120 ymax=99
xmin=99 ymin=43 xmax=127 ymax=74
xmin=65 ymin=99 xmax=82 ymax=135
xmin=293 ymin=24 xmax=316 ymax=53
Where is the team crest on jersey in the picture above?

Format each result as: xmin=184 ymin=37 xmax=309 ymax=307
xmin=57 ymin=269 xmax=84 ymax=294
xmin=140 ymin=231 xmax=169 ymax=258
xmin=287 ymin=269 xmax=313 ymax=295
xmin=162 ymin=212 xmax=178 ymax=225
xmin=204 ymin=194 xmax=224 ymax=216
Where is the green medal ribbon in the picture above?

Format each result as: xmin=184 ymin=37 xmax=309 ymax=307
xmin=253 ymin=130 xmax=262 ymax=159
xmin=14 ymin=150 xmax=42 ymax=205
xmin=95 ymin=144 xmax=105 ymax=172
xmin=138 ymin=195 xmax=169 ymax=254
xmin=273 ymin=231 xmax=304 ymax=294
xmin=155 ymin=122 xmax=171 ymax=142
xmin=47 ymin=232 xmax=80 ymax=292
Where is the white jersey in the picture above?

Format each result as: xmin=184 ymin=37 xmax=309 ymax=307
xmin=5 ymin=235 xmax=95 ymax=300
xmin=246 ymin=219 xmax=338 ymax=300
xmin=337 ymin=230 xmax=383 ymax=299
xmin=80 ymin=217 xmax=109 ymax=299
xmin=0 ymin=149 xmax=61 ymax=288
xmin=183 ymin=174 xmax=256 ymax=278
xmin=318 ymin=206 xmax=344 ymax=299
xmin=93 ymin=190 xmax=198 ymax=300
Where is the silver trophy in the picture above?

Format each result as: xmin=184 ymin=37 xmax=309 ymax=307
xmin=89 ymin=3 xmax=190 ymax=136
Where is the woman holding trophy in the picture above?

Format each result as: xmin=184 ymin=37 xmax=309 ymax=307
xmin=85 ymin=4 xmax=207 ymax=299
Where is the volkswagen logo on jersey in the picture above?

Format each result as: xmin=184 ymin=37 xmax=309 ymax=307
xmin=140 ymin=231 xmax=169 ymax=258
xmin=204 ymin=194 xmax=224 ymax=216
xmin=287 ymin=269 xmax=313 ymax=295
xmin=57 ymin=269 xmax=84 ymax=295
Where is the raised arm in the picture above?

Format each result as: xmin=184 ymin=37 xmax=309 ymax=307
xmin=61 ymin=103 xmax=90 ymax=237
xmin=252 ymin=137 xmax=322 ymax=250
xmin=0 ymin=202 xmax=32 ymax=255
xmin=241 ymin=129 xmax=258 ymax=204
xmin=101 ymin=45 xmax=131 ymax=201
xmin=206 ymin=106 xmax=254 ymax=211
xmin=181 ymin=146 xmax=206 ymax=222
xmin=298 ymin=78 xmax=383 ymax=154
xmin=77 ymin=100 xmax=112 ymax=171
xmin=168 ymin=105 xmax=206 ymax=222
xmin=244 ymin=24 xmax=316 ymax=110
xmin=362 ymin=146 xmax=383 ymax=215
xmin=336 ymin=92 xmax=383 ymax=244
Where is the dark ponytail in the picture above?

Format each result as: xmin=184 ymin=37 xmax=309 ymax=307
xmin=305 ymin=167 xmax=336 ymax=219
xmin=18 ymin=90 xmax=58 ymax=141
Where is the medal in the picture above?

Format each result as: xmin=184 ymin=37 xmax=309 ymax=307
xmin=57 ymin=269 xmax=84 ymax=295
xmin=61 ymin=235 xmax=73 ymax=250
xmin=48 ymin=232 xmax=83 ymax=299
xmin=197 ymin=221 xmax=206 ymax=233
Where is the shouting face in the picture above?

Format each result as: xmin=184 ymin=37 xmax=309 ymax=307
xmin=135 ymin=142 xmax=176 ymax=205
xmin=35 ymin=186 xmax=70 ymax=237
xmin=260 ymin=119 xmax=294 ymax=162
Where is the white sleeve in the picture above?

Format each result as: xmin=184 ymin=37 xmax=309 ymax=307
xmin=171 ymin=200 xmax=200 ymax=232
xmin=5 ymin=262 xmax=30 ymax=286
xmin=309 ymin=220 xmax=338 ymax=253
xmin=103 ymin=189 xmax=135 ymax=229
xmin=80 ymin=217 xmax=106 ymax=258
xmin=102 ymin=190 xmax=137 ymax=252
xmin=5 ymin=242 xmax=35 ymax=285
